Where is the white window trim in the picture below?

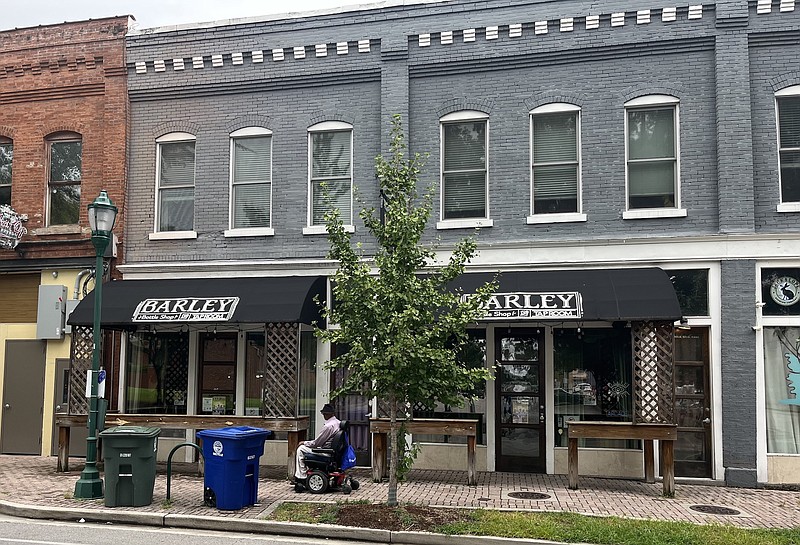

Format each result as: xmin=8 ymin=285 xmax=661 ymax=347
xmin=149 ymin=230 xmax=198 ymax=240
xmin=775 ymin=86 xmax=800 ymax=209
xmin=229 ymin=127 xmax=273 ymax=231
xmin=439 ymin=110 xmax=490 ymax=224
xmin=624 ymin=95 xmax=682 ymax=215
xmin=153 ymin=132 xmax=196 ymax=235
xmin=530 ymin=103 xmax=583 ymax=219
xmin=307 ymin=121 xmax=354 ymax=229
xmin=436 ymin=218 xmax=494 ymax=230
xmin=777 ymin=202 xmax=800 ymax=213
xmin=302 ymin=224 xmax=355 ymax=235
xmin=526 ymin=212 xmax=587 ymax=224
xmin=622 ymin=208 xmax=687 ymax=220
xmin=224 ymin=227 xmax=275 ymax=237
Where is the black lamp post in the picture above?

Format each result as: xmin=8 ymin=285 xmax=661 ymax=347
xmin=74 ymin=189 xmax=117 ymax=499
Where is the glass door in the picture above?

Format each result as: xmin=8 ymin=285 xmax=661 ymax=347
xmin=495 ymin=330 xmax=545 ymax=472
xmin=672 ymin=328 xmax=712 ymax=478
xmin=197 ymin=333 xmax=237 ymax=415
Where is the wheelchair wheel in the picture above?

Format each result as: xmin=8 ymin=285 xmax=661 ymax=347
xmin=307 ymin=470 xmax=328 ymax=494
xmin=350 ymin=478 xmax=360 ymax=491
xmin=342 ymin=483 xmax=352 ymax=495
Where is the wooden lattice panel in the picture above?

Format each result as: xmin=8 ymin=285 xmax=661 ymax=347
xmin=263 ymin=323 xmax=298 ymax=417
xmin=632 ymin=321 xmax=675 ymax=424
xmin=68 ymin=326 xmax=93 ymax=415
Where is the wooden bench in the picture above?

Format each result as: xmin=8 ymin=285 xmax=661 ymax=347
xmin=370 ymin=418 xmax=478 ymax=486
xmin=567 ymin=421 xmax=678 ymax=496
xmin=55 ymin=414 xmax=308 ymax=480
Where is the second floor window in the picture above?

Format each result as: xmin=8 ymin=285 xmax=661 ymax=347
xmin=230 ymin=128 xmax=272 ymax=229
xmin=776 ymin=89 xmax=800 ymax=205
xmin=48 ymin=133 xmax=82 ymax=225
xmin=309 ymin=122 xmax=353 ymax=226
xmin=441 ymin=112 xmax=488 ymax=220
xmin=0 ymin=138 xmax=11 ymax=207
xmin=625 ymin=96 xmax=680 ymax=211
xmin=156 ymin=132 xmax=195 ymax=233
xmin=531 ymin=105 xmax=580 ymax=215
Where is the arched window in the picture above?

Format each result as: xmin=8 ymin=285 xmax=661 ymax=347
xmin=529 ymin=103 xmax=583 ymax=222
xmin=307 ymin=121 xmax=353 ymax=229
xmin=228 ymin=127 xmax=273 ymax=234
xmin=439 ymin=111 xmax=489 ymax=224
xmin=775 ymin=85 xmax=800 ymax=211
xmin=623 ymin=95 xmax=684 ymax=218
xmin=0 ymin=136 xmax=12 ymax=207
xmin=47 ymin=131 xmax=82 ymax=225
xmin=155 ymin=132 xmax=196 ymax=233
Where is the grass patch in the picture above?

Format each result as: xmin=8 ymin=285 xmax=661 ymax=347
xmin=269 ymin=502 xmax=800 ymax=545
xmin=438 ymin=510 xmax=800 ymax=545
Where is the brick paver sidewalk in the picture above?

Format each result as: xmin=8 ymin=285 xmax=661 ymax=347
xmin=1 ymin=455 xmax=798 ymax=529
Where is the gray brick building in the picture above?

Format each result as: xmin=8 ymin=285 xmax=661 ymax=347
xmin=101 ymin=0 xmax=800 ymax=486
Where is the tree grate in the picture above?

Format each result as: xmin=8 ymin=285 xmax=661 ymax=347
xmin=507 ymin=491 xmax=551 ymax=500
xmin=689 ymin=504 xmax=741 ymax=516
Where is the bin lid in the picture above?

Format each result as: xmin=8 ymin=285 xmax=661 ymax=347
xmin=99 ymin=426 xmax=161 ymax=437
xmin=196 ymin=426 xmax=271 ymax=440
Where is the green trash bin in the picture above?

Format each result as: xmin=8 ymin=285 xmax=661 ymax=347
xmin=99 ymin=426 xmax=160 ymax=507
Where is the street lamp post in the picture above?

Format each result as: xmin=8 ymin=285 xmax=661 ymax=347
xmin=74 ymin=190 xmax=117 ymax=500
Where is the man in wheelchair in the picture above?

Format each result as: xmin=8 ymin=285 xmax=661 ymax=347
xmin=293 ymin=404 xmax=359 ymax=494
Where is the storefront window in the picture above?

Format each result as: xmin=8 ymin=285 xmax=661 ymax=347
xmin=765 ymin=327 xmax=800 ymax=454
xmin=299 ymin=329 xmax=318 ymax=437
xmin=125 ymin=332 xmax=189 ymax=414
xmin=762 ymin=268 xmax=800 ymax=316
xmin=414 ymin=330 xmax=487 ymax=445
xmin=244 ymin=332 xmax=265 ymax=416
xmin=669 ymin=269 xmax=709 ymax=316
xmin=553 ymin=328 xmax=635 ymax=448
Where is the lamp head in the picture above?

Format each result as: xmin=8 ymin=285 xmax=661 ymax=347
xmin=87 ymin=190 xmax=118 ymax=234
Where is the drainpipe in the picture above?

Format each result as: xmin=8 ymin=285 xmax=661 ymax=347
xmin=73 ymin=268 xmax=93 ymax=299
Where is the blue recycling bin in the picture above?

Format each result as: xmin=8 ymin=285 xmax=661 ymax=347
xmin=196 ymin=426 xmax=271 ymax=510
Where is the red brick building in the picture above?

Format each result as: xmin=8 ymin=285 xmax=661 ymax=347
xmin=0 ymin=17 xmax=129 ymax=456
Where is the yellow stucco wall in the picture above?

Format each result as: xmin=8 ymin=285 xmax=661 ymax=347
xmin=0 ymin=269 xmax=91 ymax=456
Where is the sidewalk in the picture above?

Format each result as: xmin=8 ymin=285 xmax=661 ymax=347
xmin=0 ymin=455 xmax=798 ymax=543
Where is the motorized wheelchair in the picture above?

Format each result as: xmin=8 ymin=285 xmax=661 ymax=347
xmin=295 ymin=420 xmax=360 ymax=494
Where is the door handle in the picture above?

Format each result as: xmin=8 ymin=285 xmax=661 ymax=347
xmin=3 ymin=404 xmax=9 ymax=409
xmin=702 ymin=417 xmax=711 ymax=424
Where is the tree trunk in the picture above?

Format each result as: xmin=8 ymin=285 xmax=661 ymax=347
xmin=387 ymin=394 xmax=399 ymax=507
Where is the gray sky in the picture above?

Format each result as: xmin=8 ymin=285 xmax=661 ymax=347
xmin=0 ymin=0 xmax=424 ymax=32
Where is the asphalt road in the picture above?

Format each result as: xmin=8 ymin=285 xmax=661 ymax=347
xmin=0 ymin=515 xmax=363 ymax=545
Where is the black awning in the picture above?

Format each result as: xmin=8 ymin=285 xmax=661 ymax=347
xmin=67 ymin=276 xmax=327 ymax=327
xmin=451 ymin=267 xmax=681 ymax=322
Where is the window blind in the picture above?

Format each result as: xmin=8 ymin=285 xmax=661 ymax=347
xmin=533 ymin=113 xmax=577 ymax=163
xmin=779 ymin=97 xmax=800 ymax=149
xmin=311 ymin=179 xmax=351 ymax=224
xmin=443 ymin=122 xmax=486 ymax=171
xmin=312 ymin=131 xmax=351 ymax=178
xmin=159 ymin=187 xmax=194 ymax=231
xmin=233 ymin=136 xmax=271 ymax=183
xmin=533 ymin=165 xmax=578 ymax=198
xmin=160 ymin=141 xmax=196 ymax=187
xmin=233 ymin=183 xmax=271 ymax=228
xmin=629 ymin=161 xmax=675 ymax=197
xmin=443 ymin=171 xmax=486 ymax=219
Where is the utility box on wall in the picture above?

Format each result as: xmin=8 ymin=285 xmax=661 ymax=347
xmin=37 ymin=284 xmax=67 ymax=339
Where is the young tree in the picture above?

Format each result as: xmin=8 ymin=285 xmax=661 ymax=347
xmin=318 ymin=115 xmax=496 ymax=506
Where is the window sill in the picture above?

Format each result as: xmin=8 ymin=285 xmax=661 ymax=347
xmin=33 ymin=225 xmax=83 ymax=236
xmin=302 ymin=224 xmax=355 ymax=235
xmin=224 ymin=227 xmax=275 ymax=237
xmin=777 ymin=202 xmax=800 ymax=213
xmin=436 ymin=218 xmax=494 ymax=230
xmin=148 ymin=230 xmax=198 ymax=240
xmin=526 ymin=213 xmax=587 ymax=224
xmin=622 ymin=208 xmax=687 ymax=220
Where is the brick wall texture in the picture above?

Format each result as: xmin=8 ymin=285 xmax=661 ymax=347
xmin=0 ymin=17 xmax=129 ymax=264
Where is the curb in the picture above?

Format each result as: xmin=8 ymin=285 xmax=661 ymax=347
xmin=0 ymin=499 xmax=574 ymax=545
